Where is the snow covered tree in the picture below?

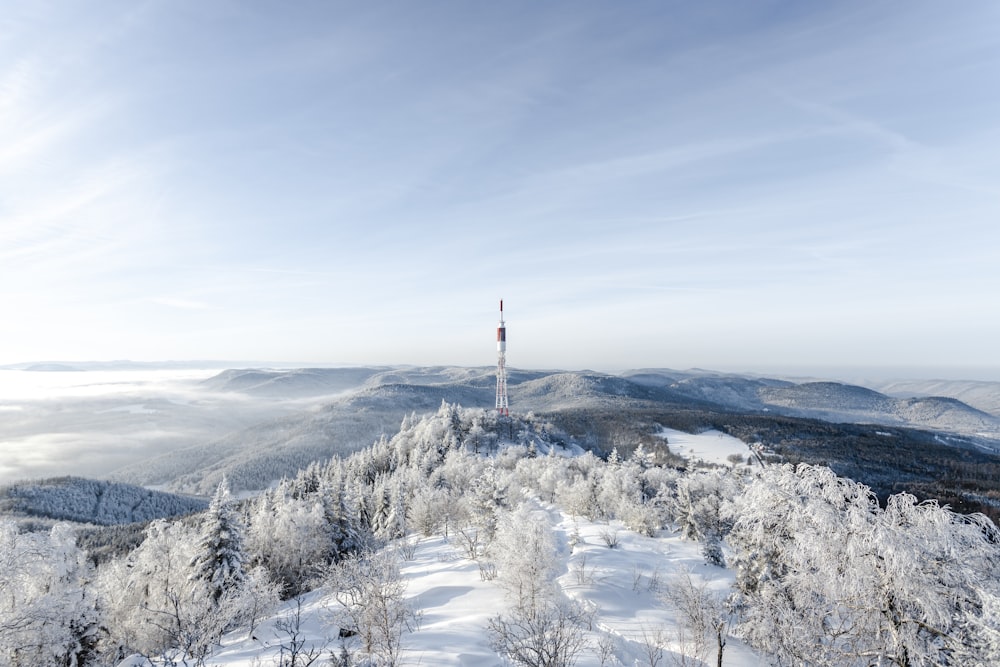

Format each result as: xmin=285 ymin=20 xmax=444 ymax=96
xmin=245 ymin=484 xmax=332 ymax=597
xmin=848 ymin=492 xmax=1000 ymax=665
xmin=467 ymin=464 xmax=510 ymax=541
xmin=492 ymin=503 xmax=559 ymax=615
xmin=662 ymin=568 xmax=733 ymax=667
xmin=408 ymin=484 xmax=451 ymax=537
xmin=317 ymin=471 xmax=364 ymax=558
xmin=96 ymin=519 xmax=204 ymax=661
xmin=630 ymin=442 xmax=655 ymax=471
xmin=324 ymin=549 xmax=418 ymax=667
xmin=98 ymin=512 xmax=279 ymax=664
xmin=670 ymin=470 xmax=735 ymax=565
xmin=727 ymin=463 xmax=1000 ymax=665
xmin=0 ymin=520 xmax=99 ymax=666
xmin=190 ymin=479 xmax=246 ymax=604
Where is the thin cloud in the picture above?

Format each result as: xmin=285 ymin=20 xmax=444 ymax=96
xmin=151 ymin=298 xmax=212 ymax=311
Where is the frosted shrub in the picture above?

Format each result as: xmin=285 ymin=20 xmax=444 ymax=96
xmin=0 ymin=521 xmax=99 ymax=666
xmin=324 ymin=549 xmax=418 ymax=667
xmin=727 ymin=463 xmax=1000 ymax=665
xmin=487 ymin=600 xmax=589 ymax=667
xmin=661 ymin=567 xmax=733 ymax=667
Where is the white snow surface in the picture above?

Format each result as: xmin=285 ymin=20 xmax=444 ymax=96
xmin=185 ymin=506 xmax=760 ymax=667
xmin=658 ymin=428 xmax=750 ymax=466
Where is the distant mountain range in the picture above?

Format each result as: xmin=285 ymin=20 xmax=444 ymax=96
xmin=864 ymin=378 xmax=1000 ymax=418
xmin=621 ymin=371 xmax=1000 ymax=437
xmin=97 ymin=365 xmax=1000 ymax=496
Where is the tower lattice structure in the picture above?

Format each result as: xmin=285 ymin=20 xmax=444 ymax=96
xmin=495 ymin=299 xmax=509 ymax=415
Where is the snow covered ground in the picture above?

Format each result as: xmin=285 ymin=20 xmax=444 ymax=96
xmin=199 ymin=507 xmax=762 ymax=666
xmin=657 ymin=428 xmax=750 ymax=466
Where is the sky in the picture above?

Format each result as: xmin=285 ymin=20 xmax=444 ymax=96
xmin=2 ymin=1 xmax=999 ymax=379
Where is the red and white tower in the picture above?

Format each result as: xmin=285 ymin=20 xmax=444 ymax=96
xmin=495 ymin=299 xmax=509 ymax=415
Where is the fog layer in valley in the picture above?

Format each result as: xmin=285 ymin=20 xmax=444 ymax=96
xmin=3 ymin=364 xmax=1000 ymax=491
xmin=0 ymin=369 xmax=347 ymax=484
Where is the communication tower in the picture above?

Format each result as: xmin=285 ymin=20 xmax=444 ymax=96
xmin=495 ymin=299 xmax=509 ymax=415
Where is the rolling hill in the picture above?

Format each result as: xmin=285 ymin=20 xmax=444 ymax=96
xmin=625 ymin=370 xmax=1000 ymax=441
xmin=99 ymin=366 xmax=1000 ymax=501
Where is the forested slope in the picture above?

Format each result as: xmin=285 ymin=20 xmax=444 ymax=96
xmin=0 ymin=476 xmax=207 ymax=526
xmin=7 ymin=402 xmax=997 ymax=666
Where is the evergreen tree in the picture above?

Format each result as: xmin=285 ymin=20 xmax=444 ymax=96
xmin=190 ymin=479 xmax=246 ymax=604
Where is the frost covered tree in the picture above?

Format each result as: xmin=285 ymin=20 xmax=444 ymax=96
xmin=492 ymin=503 xmax=559 ymax=614
xmin=190 ymin=479 xmax=246 ymax=604
xmin=317 ymin=471 xmax=363 ymax=558
xmin=98 ymin=515 xmax=279 ymax=664
xmin=592 ymin=451 xmax=664 ymax=536
xmin=96 ymin=519 xmax=205 ymax=661
xmin=467 ymin=464 xmax=510 ymax=540
xmin=245 ymin=481 xmax=341 ymax=597
xmin=0 ymin=520 xmax=99 ymax=666
xmin=407 ymin=484 xmax=453 ymax=537
xmin=850 ymin=492 xmax=1000 ymax=665
xmin=671 ymin=470 xmax=736 ymax=566
xmin=324 ymin=549 xmax=418 ymax=667
xmin=555 ymin=453 xmax=603 ymax=520
xmin=368 ymin=473 xmax=408 ymax=541
xmin=727 ymin=463 xmax=1000 ymax=666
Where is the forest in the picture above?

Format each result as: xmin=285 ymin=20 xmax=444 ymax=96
xmin=537 ymin=405 xmax=1000 ymax=522
xmin=0 ymin=477 xmax=208 ymax=528
xmin=2 ymin=402 xmax=998 ymax=666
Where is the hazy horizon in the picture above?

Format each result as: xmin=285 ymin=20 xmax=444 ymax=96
xmin=4 ymin=359 xmax=1000 ymax=384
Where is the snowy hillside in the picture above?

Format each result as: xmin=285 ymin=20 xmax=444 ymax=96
xmin=110 ymin=380 xmax=497 ymax=494
xmin=758 ymin=381 xmax=1000 ymax=437
xmin=5 ymin=364 xmax=1000 ymax=505
xmin=108 ymin=368 xmax=701 ymax=494
xmin=201 ymin=367 xmax=386 ymax=398
xmin=626 ymin=372 xmax=792 ymax=412
xmin=0 ymin=477 xmax=207 ymax=527
xmin=203 ymin=511 xmax=761 ymax=667
xmin=4 ymin=403 xmax=999 ymax=666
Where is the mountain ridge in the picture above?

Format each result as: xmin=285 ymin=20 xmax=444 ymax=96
xmin=102 ymin=366 xmax=1000 ymax=496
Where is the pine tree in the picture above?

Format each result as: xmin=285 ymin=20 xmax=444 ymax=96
xmin=190 ymin=479 xmax=246 ymax=604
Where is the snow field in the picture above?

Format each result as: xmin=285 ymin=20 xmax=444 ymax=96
xmin=203 ymin=507 xmax=761 ymax=666
xmin=552 ymin=512 xmax=759 ymax=666
xmin=657 ymin=428 xmax=750 ymax=466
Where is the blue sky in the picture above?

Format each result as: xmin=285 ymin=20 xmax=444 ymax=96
xmin=2 ymin=1 xmax=998 ymax=378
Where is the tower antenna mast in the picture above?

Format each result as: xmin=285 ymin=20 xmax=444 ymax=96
xmin=495 ymin=299 xmax=509 ymax=416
